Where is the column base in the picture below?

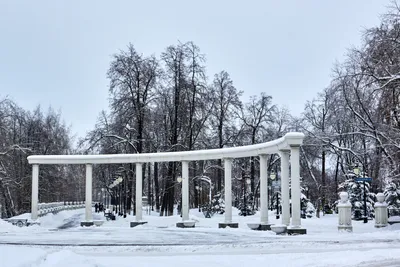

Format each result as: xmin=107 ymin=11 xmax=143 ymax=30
xmin=80 ymin=221 xmax=94 ymax=227
xmin=247 ymin=223 xmax=273 ymax=230
xmin=338 ymin=225 xmax=353 ymax=232
xmin=271 ymin=224 xmax=287 ymax=235
xmin=218 ymin=222 xmax=239 ymax=228
xmin=93 ymin=220 xmax=104 ymax=226
xmin=374 ymin=224 xmax=388 ymax=228
xmin=130 ymin=221 xmax=148 ymax=228
xmin=287 ymin=227 xmax=307 ymax=235
xmin=176 ymin=221 xmax=195 ymax=228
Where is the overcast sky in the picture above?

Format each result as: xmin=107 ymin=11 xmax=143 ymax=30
xmin=0 ymin=0 xmax=390 ymax=141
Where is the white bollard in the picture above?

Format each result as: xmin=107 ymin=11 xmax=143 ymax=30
xmin=374 ymin=193 xmax=388 ymax=228
xmin=338 ymin=192 xmax=352 ymax=232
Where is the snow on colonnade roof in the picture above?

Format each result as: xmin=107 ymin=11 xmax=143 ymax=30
xmin=27 ymin=132 xmax=304 ymax=165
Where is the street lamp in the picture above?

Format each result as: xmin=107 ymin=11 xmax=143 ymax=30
xmin=195 ymin=185 xmax=201 ymax=211
xmin=304 ymin=186 xmax=309 ymax=199
xmin=117 ymin=177 xmax=123 ymax=216
xmin=177 ymin=177 xmax=182 ymax=216
xmin=242 ymin=175 xmax=251 ymax=216
xmin=270 ymin=171 xmax=276 ymax=211
xmin=354 ymin=164 xmax=368 ymax=223
xmin=270 ymin=171 xmax=280 ymax=219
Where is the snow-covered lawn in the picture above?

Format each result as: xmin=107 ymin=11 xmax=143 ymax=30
xmin=1 ymin=208 xmax=400 ymax=266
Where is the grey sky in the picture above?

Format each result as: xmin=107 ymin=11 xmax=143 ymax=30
xmin=0 ymin=0 xmax=389 ymax=141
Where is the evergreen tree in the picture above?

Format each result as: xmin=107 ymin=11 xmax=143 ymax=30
xmin=384 ymin=181 xmax=400 ymax=208
xmin=238 ymin=188 xmax=255 ymax=216
xmin=300 ymin=193 xmax=316 ymax=217
xmin=339 ymin=179 xmax=376 ymax=219
xmin=210 ymin=192 xmax=225 ymax=214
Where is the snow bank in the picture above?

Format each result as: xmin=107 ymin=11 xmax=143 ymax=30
xmin=34 ymin=250 xmax=97 ymax=267
xmin=0 ymin=246 xmax=48 ymax=267
xmin=0 ymin=218 xmax=17 ymax=231
xmin=1 ymin=209 xmax=85 ymax=233
xmin=39 ymin=209 xmax=85 ymax=228
xmin=2 ymin=246 xmax=400 ymax=267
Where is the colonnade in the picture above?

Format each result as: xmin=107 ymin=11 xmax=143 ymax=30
xmin=28 ymin=132 xmax=306 ymax=233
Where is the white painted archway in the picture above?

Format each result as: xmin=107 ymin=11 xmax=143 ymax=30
xmin=27 ymin=132 xmax=305 ymax=233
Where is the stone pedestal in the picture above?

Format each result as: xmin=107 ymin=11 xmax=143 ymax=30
xmin=80 ymin=221 xmax=94 ymax=227
xmin=375 ymin=193 xmax=388 ymax=228
xmin=218 ymin=222 xmax=239 ymax=228
xmin=270 ymin=224 xmax=287 ymax=235
xmin=259 ymin=224 xmax=273 ymax=231
xmin=176 ymin=221 xmax=195 ymax=228
xmin=247 ymin=223 xmax=273 ymax=231
xmin=130 ymin=221 xmax=148 ymax=228
xmin=287 ymin=227 xmax=307 ymax=235
xmin=93 ymin=220 xmax=104 ymax=226
xmin=338 ymin=192 xmax=352 ymax=232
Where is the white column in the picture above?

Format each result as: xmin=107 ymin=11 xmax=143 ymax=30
xmin=280 ymin=150 xmax=290 ymax=226
xmin=135 ymin=163 xmax=143 ymax=222
xmin=259 ymin=154 xmax=269 ymax=225
xmin=224 ymin=158 xmax=233 ymax=223
xmin=182 ymin=161 xmax=189 ymax=221
xmin=31 ymin=164 xmax=39 ymax=220
xmin=85 ymin=164 xmax=93 ymax=222
xmin=290 ymin=145 xmax=301 ymax=228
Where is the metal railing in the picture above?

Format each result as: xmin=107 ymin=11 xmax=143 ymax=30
xmin=388 ymin=207 xmax=400 ymax=218
xmin=37 ymin=201 xmax=87 ymax=217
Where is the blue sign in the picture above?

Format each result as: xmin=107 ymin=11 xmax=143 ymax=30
xmin=355 ymin=177 xmax=372 ymax=182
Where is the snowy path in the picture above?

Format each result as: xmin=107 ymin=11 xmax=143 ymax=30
xmin=3 ymin=209 xmax=400 ymax=266
xmin=2 ymin=244 xmax=400 ymax=267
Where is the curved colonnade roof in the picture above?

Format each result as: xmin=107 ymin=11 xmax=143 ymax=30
xmin=27 ymin=132 xmax=304 ymax=165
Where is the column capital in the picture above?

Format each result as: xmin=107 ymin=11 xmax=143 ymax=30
xmin=284 ymin=132 xmax=304 ymax=147
xmin=278 ymin=150 xmax=290 ymax=156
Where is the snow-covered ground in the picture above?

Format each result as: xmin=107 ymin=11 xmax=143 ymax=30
xmin=1 ymin=208 xmax=400 ymax=267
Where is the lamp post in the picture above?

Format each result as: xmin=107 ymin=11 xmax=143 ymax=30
xmin=196 ymin=177 xmax=212 ymax=206
xmin=270 ymin=171 xmax=280 ymax=219
xmin=200 ymin=186 xmax=203 ymax=210
xmin=117 ymin=177 xmax=123 ymax=216
xmin=195 ymin=185 xmax=201 ymax=211
xmin=177 ymin=177 xmax=182 ymax=216
xmin=270 ymin=171 xmax=276 ymax=211
xmin=109 ymin=177 xmax=123 ymax=215
xmin=124 ymin=175 xmax=127 ymax=218
xmin=305 ymin=186 xmax=309 ymax=199
xmin=242 ymin=175 xmax=251 ymax=216
xmin=101 ymin=188 xmax=105 ymax=206
xmin=354 ymin=164 xmax=368 ymax=223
